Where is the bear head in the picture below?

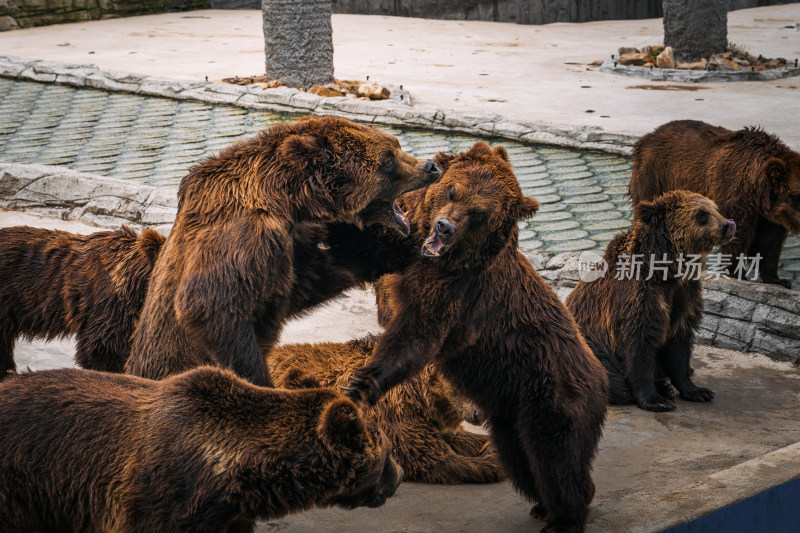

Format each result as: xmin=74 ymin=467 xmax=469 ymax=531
xmin=760 ymin=150 xmax=800 ymax=235
xmin=635 ymin=190 xmax=736 ymax=257
xmin=317 ymin=397 xmax=404 ymax=509
xmin=276 ymin=116 xmax=440 ymax=234
xmin=400 ymin=141 xmax=539 ymax=269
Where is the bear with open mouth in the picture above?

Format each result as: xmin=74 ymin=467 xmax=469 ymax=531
xmin=345 ymin=142 xmax=609 ymax=532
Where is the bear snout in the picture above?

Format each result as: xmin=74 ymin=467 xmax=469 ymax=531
xmin=435 ymin=218 xmax=456 ymax=241
xmin=722 ymin=219 xmax=736 ymax=238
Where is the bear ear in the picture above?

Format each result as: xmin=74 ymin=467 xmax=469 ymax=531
xmin=283 ymin=368 xmax=323 ymax=390
xmin=470 ymin=141 xmax=495 ymax=158
xmin=318 ymin=397 xmax=366 ymax=451
xmin=514 ymin=196 xmax=540 ymax=220
xmin=764 ymin=157 xmax=787 ymax=183
xmin=434 ymin=151 xmax=456 ymax=172
xmin=634 ymin=198 xmax=666 ymax=227
xmin=493 ymin=145 xmax=510 ymax=162
xmin=278 ymin=134 xmax=331 ymax=171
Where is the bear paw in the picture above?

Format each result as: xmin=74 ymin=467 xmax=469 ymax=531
xmin=763 ymin=276 xmax=793 ymax=289
xmin=342 ymin=372 xmax=382 ymax=409
xmin=655 ymin=380 xmax=677 ymax=400
xmin=637 ymin=394 xmax=676 ymax=412
xmin=680 ymin=387 xmax=715 ymax=403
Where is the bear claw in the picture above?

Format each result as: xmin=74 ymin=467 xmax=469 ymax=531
xmin=680 ymin=387 xmax=715 ymax=402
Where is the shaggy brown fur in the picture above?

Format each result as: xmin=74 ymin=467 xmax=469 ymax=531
xmin=630 ymin=120 xmax=800 ymax=288
xmin=345 ymin=142 xmax=608 ymax=533
xmin=269 ymin=335 xmax=505 ymax=484
xmin=0 ymin=366 xmax=402 ymax=532
xmin=127 ymin=116 xmax=439 ymax=386
xmin=566 ymin=190 xmax=736 ymax=412
xmin=0 ymin=225 xmax=164 ymax=380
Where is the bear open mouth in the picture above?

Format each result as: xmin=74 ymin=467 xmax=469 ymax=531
xmin=724 ymin=219 xmax=736 ymax=238
xmin=392 ymin=200 xmax=411 ymax=236
xmin=422 ymin=233 xmax=446 ymax=257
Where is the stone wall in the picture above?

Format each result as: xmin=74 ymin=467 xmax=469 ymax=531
xmin=215 ymin=0 xmax=797 ymax=24
xmin=0 ymin=0 xmax=211 ymax=31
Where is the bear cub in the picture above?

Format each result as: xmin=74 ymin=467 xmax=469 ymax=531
xmin=566 ymin=190 xmax=736 ymax=411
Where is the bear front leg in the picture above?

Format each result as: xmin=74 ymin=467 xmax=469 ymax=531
xmin=346 ymin=321 xmax=446 ymax=408
xmin=658 ymin=336 xmax=714 ymax=403
xmin=443 ymin=429 xmax=492 ymax=456
xmin=750 ymin=217 xmax=791 ymax=289
xmin=0 ymin=313 xmax=17 ymax=381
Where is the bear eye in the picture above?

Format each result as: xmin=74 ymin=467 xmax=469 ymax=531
xmin=444 ymin=186 xmax=455 ymax=203
xmin=695 ymin=210 xmax=709 ymax=225
xmin=380 ymin=156 xmax=396 ymax=174
xmin=469 ymin=211 xmax=486 ymax=228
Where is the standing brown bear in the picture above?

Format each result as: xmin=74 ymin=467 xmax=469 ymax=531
xmin=630 ymin=120 xmax=800 ymax=288
xmin=345 ymin=142 xmax=609 ymax=533
xmin=270 ymin=335 xmax=505 ymax=484
xmin=0 ymin=225 xmax=164 ymax=380
xmin=0 ymin=366 xmax=402 ymax=532
xmin=127 ymin=116 xmax=439 ymax=386
xmin=566 ymin=190 xmax=736 ymax=412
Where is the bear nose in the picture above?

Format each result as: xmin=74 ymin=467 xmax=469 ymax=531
xmin=423 ymin=159 xmax=440 ymax=176
xmin=722 ymin=219 xmax=736 ymax=237
xmin=435 ymin=218 xmax=455 ymax=239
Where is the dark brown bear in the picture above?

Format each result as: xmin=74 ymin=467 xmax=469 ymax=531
xmin=630 ymin=120 xmax=800 ymax=288
xmin=127 ymin=116 xmax=439 ymax=386
xmin=270 ymin=335 xmax=506 ymax=484
xmin=567 ymin=190 xmax=735 ymax=412
xmin=345 ymin=142 xmax=609 ymax=533
xmin=0 ymin=366 xmax=402 ymax=532
xmin=0 ymin=225 xmax=164 ymax=380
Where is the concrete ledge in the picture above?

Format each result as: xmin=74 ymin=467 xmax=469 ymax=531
xmin=0 ymin=55 xmax=639 ymax=155
xmin=0 ymin=162 xmax=177 ymax=234
xmin=520 ymin=248 xmax=800 ymax=363
xmin=599 ymin=59 xmax=800 ymax=82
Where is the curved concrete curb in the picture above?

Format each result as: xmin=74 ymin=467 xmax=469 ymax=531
xmin=592 ymin=441 xmax=800 ymax=532
xmin=599 ymin=59 xmax=800 ymax=82
xmin=0 ymin=55 xmax=639 ymax=155
xmin=2 ymin=161 xmax=796 ymax=362
xmin=521 ymin=247 xmax=800 ymax=363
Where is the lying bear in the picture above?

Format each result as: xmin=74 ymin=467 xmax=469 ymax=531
xmin=270 ymin=335 xmax=505 ymax=484
xmin=0 ymin=366 xmax=401 ymax=532
xmin=345 ymin=142 xmax=608 ymax=532
xmin=630 ymin=120 xmax=800 ymax=288
xmin=566 ymin=190 xmax=736 ymax=411
xmin=127 ymin=116 xmax=439 ymax=386
xmin=0 ymin=225 xmax=163 ymax=380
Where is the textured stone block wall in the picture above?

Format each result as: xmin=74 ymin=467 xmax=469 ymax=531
xmin=215 ymin=0 xmax=796 ymax=24
xmin=0 ymin=0 xmax=211 ymax=31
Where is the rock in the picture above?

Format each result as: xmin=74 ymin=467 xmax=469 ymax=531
xmin=619 ymin=52 xmax=650 ymax=66
xmin=618 ymin=47 xmax=639 ymax=56
xmin=355 ymin=82 xmax=390 ymax=100
xmin=663 ymin=1 xmax=727 ymax=62
xmin=641 ymin=45 xmax=653 ymax=54
xmin=754 ymin=65 xmax=767 ymax=72
xmin=308 ymin=85 xmax=344 ymax=97
xmin=676 ymin=58 xmax=708 ymax=70
xmin=259 ymin=80 xmax=282 ymax=89
xmin=656 ymin=47 xmax=675 ymax=69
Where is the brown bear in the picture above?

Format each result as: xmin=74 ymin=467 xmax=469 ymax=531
xmin=0 ymin=366 xmax=402 ymax=532
xmin=126 ymin=116 xmax=440 ymax=386
xmin=0 ymin=225 xmax=164 ymax=380
xmin=630 ymin=120 xmax=800 ymax=288
xmin=566 ymin=190 xmax=736 ymax=412
xmin=269 ymin=335 xmax=506 ymax=484
xmin=344 ymin=142 xmax=609 ymax=533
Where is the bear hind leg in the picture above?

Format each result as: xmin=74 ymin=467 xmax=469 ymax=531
xmin=659 ymin=337 xmax=713 ymax=403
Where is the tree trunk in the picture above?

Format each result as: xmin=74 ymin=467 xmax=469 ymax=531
xmin=262 ymin=0 xmax=334 ymax=88
xmin=663 ymin=0 xmax=727 ymax=62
